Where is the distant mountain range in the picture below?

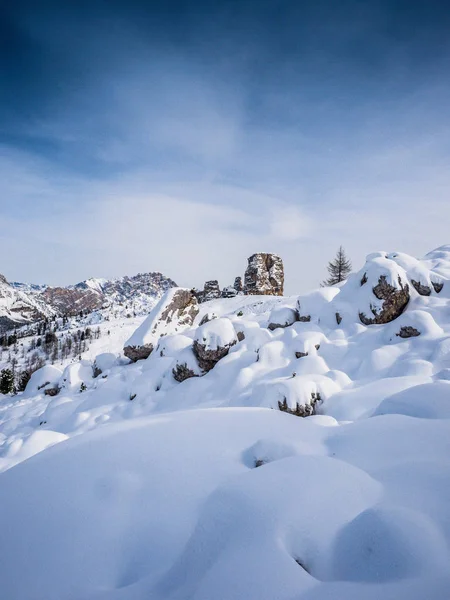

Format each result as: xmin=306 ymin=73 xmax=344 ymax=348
xmin=0 ymin=272 xmax=177 ymax=331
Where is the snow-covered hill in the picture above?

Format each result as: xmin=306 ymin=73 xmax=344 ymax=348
xmin=1 ymin=246 xmax=450 ymax=599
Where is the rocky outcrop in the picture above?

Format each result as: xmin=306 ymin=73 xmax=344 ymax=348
xmin=268 ymin=306 xmax=298 ymax=330
xmin=123 ymin=344 xmax=154 ymax=362
xmin=193 ymin=318 xmax=238 ymax=372
xmin=203 ymin=280 xmax=221 ymax=301
xmin=234 ymin=277 xmax=243 ymax=293
xmin=411 ymin=280 xmax=431 ymax=296
xmin=42 ymin=287 xmax=104 ymax=316
xmin=397 ymin=326 xmax=421 ymax=338
xmin=172 ymin=362 xmax=198 ymax=382
xmin=221 ymin=286 xmax=237 ymax=298
xmin=278 ymin=392 xmax=321 ymax=417
xmin=195 ymin=280 xmax=222 ymax=304
xmin=244 ymin=253 xmax=284 ymax=296
xmin=124 ymin=288 xmax=199 ymax=362
xmin=359 ymin=275 xmax=410 ymax=325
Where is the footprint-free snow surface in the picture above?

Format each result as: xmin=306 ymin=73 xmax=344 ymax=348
xmin=1 ymin=247 xmax=450 ymax=600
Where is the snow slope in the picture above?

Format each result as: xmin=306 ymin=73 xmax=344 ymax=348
xmin=1 ymin=246 xmax=450 ymax=600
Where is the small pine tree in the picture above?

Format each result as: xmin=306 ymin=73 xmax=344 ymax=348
xmin=16 ymin=370 xmax=31 ymax=393
xmin=322 ymin=246 xmax=352 ymax=286
xmin=0 ymin=368 xmax=15 ymax=395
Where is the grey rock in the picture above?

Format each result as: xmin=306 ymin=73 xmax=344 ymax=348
xmin=396 ymin=326 xmax=421 ymax=338
xmin=411 ymin=280 xmax=431 ymax=296
xmin=193 ymin=338 xmax=237 ymax=373
xmin=359 ymin=275 xmax=410 ymax=325
xmin=244 ymin=253 xmax=284 ymax=296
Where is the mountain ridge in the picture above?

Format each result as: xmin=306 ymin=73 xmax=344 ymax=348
xmin=0 ymin=271 xmax=177 ymax=331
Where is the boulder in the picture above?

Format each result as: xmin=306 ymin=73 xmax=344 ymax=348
xmin=124 ymin=288 xmax=199 ymax=362
xmin=359 ymin=275 xmax=410 ymax=325
xmin=268 ymin=306 xmax=298 ymax=330
xmin=221 ymin=286 xmax=237 ymax=298
xmin=411 ymin=280 xmax=431 ymax=296
xmin=243 ymin=253 xmax=284 ymax=296
xmin=396 ymin=326 xmax=421 ymax=338
xmin=234 ymin=277 xmax=243 ymax=293
xmin=193 ymin=318 xmax=238 ymax=372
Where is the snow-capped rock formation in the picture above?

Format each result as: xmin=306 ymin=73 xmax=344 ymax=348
xmin=193 ymin=317 xmax=238 ymax=372
xmin=268 ymin=305 xmax=299 ymax=330
xmin=244 ymin=253 xmax=284 ymax=295
xmin=0 ymin=274 xmax=55 ymax=331
xmin=201 ymin=280 xmax=221 ymax=302
xmin=124 ymin=288 xmax=199 ymax=361
xmin=3 ymin=271 xmax=177 ymax=331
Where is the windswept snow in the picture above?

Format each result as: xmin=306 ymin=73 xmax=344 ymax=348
xmin=1 ymin=246 xmax=450 ymax=599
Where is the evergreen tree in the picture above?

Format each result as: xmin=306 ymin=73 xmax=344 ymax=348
xmin=16 ymin=370 xmax=31 ymax=393
xmin=322 ymin=246 xmax=352 ymax=286
xmin=0 ymin=368 xmax=15 ymax=395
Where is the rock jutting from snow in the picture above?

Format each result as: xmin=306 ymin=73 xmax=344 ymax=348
xmin=221 ymin=286 xmax=237 ymax=298
xmin=193 ymin=317 xmax=238 ymax=372
xmin=397 ymin=326 xmax=421 ymax=338
xmin=172 ymin=362 xmax=198 ymax=382
xmin=411 ymin=280 xmax=431 ymax=296
xmin=124 ymin=288 xmax=199 ymax=362
xmin=234 ymin=277 xmax=243 ymax=293
xmin=268 ymin=306 xmax=299 ymax=330
xmin=243 ymin=253 xmax=284 ymax=296
xmin=203 ymin=280 xmax=221 ymax=301
xmin=359 ymin=275 xmax=410 ymax=325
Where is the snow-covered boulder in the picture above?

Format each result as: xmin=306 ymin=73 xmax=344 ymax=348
xmin=193 ymin=317 xmax=238 ymax=372
xmin=92 ymin=352 xmax=117 ymax=377
xmin=24 ymin=365 xmax=62 ymax=397
xmin=124 ymin=288 xmax=199 ymax=361
xmin=172 ymin=347 xmax=202 ymax=382
xmin=60 ymin=361 xmax=93 ymax=392
xmin=221 ymin=285 xmax=237 ymax=298
xmin=330 ymin=253 xmax=410 ymax=326
xmin=268 ymin=306 xmax=298 ymax=330
xmin=244 ymin=253 xmax=284 ymax=296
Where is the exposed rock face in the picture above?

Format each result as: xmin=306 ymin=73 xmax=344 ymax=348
xmin=199 ymin=312 xmax=217 ymax=326
xmin=124 ymin=288 xmax=199 ymax=362
xmin=359 ymin=275 xmax=410 ymax=325
xmin=234 ymin=277 xmax=243 ymax=293
xmin=278 ymin=392 xmax=321 ymax=417
xmin=42 ymin=287 xmax=104 ymax=316
xmin=202 ymin=280 xmax=221 ymax=302
xmin=268 ymin=306 xmax=298 ymax=330
xmin=3 ymin=272 xmax=178 ymax=332
xmin=44 ymin=386 xmax=60 ymax=397
xmin=397 ymin=326 xmax=421 ymax=338
xmin=432 ymin=281 xmax=444 ymax=294
xmin=0 ymin=274 xmax=54 ymax=332
xmin=244 ymin=253 xmax=284 ymax=296
xmin=124 ymin=344 xmax=154 ymax=362
xmin=221 ymin=286 xmax=237 ymax=298
xmin=172 ymin=362 xmax=198 ymax=382
xmin=411 ymin=280 xmax=431 ymax=296
xmin=193 ymin=318 xmax=238 ymax=372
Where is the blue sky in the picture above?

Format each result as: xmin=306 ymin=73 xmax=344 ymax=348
xmin=1 ymin=0 xmax=450 ymax=293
